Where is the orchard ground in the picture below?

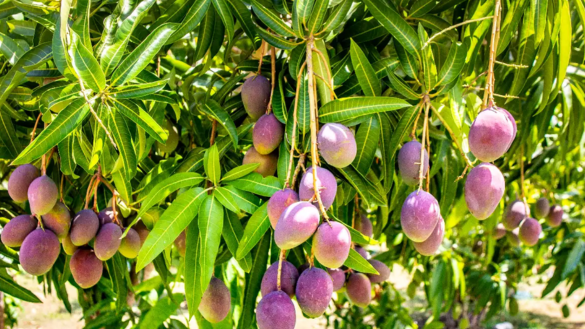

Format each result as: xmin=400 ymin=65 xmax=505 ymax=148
xmin=13 ymin=264 xmax=584 ymax=329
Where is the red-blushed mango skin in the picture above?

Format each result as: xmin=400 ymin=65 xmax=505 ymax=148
xmin=328 ymin=268 xmax=346 ymax=291
xmin=295 ymin=267 xmax=333 ymax=318
xmin=355 ymin=246 xmax=369 ymax=259
xmin=8 ymin=164 xmax=39 ymax=202
xmin=42 ymin=202 xmax=71 ymax=239
xmin=274 ymin=201 xmax=320 ymax=250
xmin=242 ymin=146 xmax=278 ymax=177
xmin=299 ymin=166 xmax=337 ymax=210
xmin=503 ymin=200 xmax=528 ymax=230
xmin=198 ymin=277 xmax=231 ymax=324
xmin=94 ymin=223 xmax=122 ymax=261
xmin=28 ymin=175 xmax=58 ymax=215
xmin=256 ymin=290 xmax=296 ymax=329
xmin=400 ymin=190 xmax=441 ymax=242
xmin=135 ymin=221 xmax=149 ymax=246
xmin=267 ymin=189 xmax=299 ymax=229
xmin=70 ymin=248 xmax=103 ymax=289
xmin=98 ymin=207 xmax=115 ymax=225
xmin=519 ymin=218 xmax=542 ymax=246
xmin=70 ymin=209 xmax=100 ymax=246
xmin=253 ymin=114 xmax=284 ymax=155
xmin=261 ymin=260 xmax=299 ymax=297
xmin=546 ymin=205 xmax=563 ymax=227
xmin=1 ymin=214 xmax=37 ymax=247
xmin=507 ymin=229 xmax=521 ymax=246
xmin=494 ymin=223 xmax=506 ymax=240
xmin=397 ymin=141 xmax=429 ymax=186
xmin=19 ymin=228 xmax=60 ymax=276
xmin=174 ymin=230 xmax=186 ymax=257
xmin=119 ymin=228 xmax=141 ymax=259
xmin=367 ymin=259 xmax=390 ymax=283
xmin=317 ymin=123 xmax=357 ymax=168
xmin=465 ymin=163 xmax=505 ymax=220
xmin=413 ymin=217 xmax=445 ymax=256
xmin=357 ymin=214 xmax=373 ymax=238
xmin=500 ymin=108 xmax=518 ymax=142
xmin=313 ymin=221 xmax=351 ymax=268
xmin=242 ymin=75 xmax=271 ymax=120
xmin=468 ymin=107 xmax=516 ymax=162
xmin=534 ymin=198 xmax=550 ymax=219
xmin=346 ymin=273 xmax=372 ymax=307
xmin=62 ymin=234 xmax=77 ymax=255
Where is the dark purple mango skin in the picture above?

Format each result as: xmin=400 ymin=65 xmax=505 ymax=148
xmin=94 ymin=223 xmax=122 ymax=261
xmin=367 ymin=259 xmax=390 ymax=283
xmin=256 ymin=291 xmax=296 ymax=329
xmin=274 ymin=201 xmax=320 ymax=250
xmin=1 ymin=214 xmax=37 ymax=247
xmin=503 ymin=200 xmax=528 ymax=230
xmin=546 ymin=205 xmax=563 ymax=227
xmin=519 ymin=218 xmax=542 ymax=246
xmin=346 ymin=273 xmax=372 ymax=308
xmin=261 ymin=260 xmax=299 ymax=297
xmin=241 ymin=75 xmax=270 ymax=120
xmin=328 ymin=268 xmax=346 ymax=291
xmin=19 ymin=228 xmax=60 ymax=276
xmin=70 ymin=209 xmax=100 ymax=246
xmin=397 ymin=141 xmax=429 ymax=186
xmin=8 ymin=164 xmax=39 ymax=202
xmin=413 ymin=217 xmax=445 ymax=256
xmin=295 ymin=267 xmax=333 ymax=318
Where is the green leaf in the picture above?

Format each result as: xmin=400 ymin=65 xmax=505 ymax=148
xmin=109 ymin=79 xmax=169 ymax=98
xmin=320 ymin=0 xmax=352 ymax=33
xmin=237 ymin=231 xmax=271 ymax=329
xmin=562 ymin=239 xmax=585 ymax=279
xmin=198 ymin=194 xmax=224 ymax=297
xmin=69 ymin=32 xmax=106 ymax=93
xmin=214 ymin=186 xmax=239 ymax=213
xmin=409 ymin=0 xmax=436 ymax=17
xmin=166 ymin=0 xmax=211 ymax=44
xmin=139 ymin=296 xmax=179 ymax=329
xmin=297 ymin=72 xmax=311 ymax=134
xmin=211 ymin=0 xmax=234 ymax=43
xmin=113 ymin=169 xmax=133 ymax=204
xmin=306 ymin=0 xmax=327 ymax=35
xmin=554 ymin=0 xmax=571 ymax=100
xmin=134 ymin=172 xmax=205 ymax=222
xmin=222 ymin=163 xmax=261 ymax=181
xmin=13 ymin=98 xmax=90 ymax=165
xmin=344 ymin=249 xmax=379 ymax=274
xmin=0 ymin=32 xmax=24 ymax=65
xmin=109 ymin=110 xmax=137 ymax=181
xmin=226 ymin=0 xmax=257 ymax=43
xmin=362 ymin=0 xmax=421 ymax=58
xmin=235 ymin=202 xmax=270 ymax=259
xmin=58 ymin=135 xmax=77 ymax=177
xmin=136 ymin=187 xmax=207 ymax=271
xmin=319 ymin=97 xmax=411 ymax=123
xmin=0 ymin=270 xmax=41 ymax=303
xmin=386 ymin=68 xmax=422 ymax=100
xmin=185 ymin=218 xmax=203 ymax=318
xmin=111 ymin=23 xmax=178 ymax=86
xmin=204 ymin=144 xmax=221 ymax=185
xmin=252 ymin=0 xmax=297 ymax=38
xmin=0 ymin=107 xmax=21 ymax=158
xmin=201 ymin=100 xmax=238 ymax=149
xmin=111 ymin=98 xmax=168 ymax=143
xmin=435 ymin=42 xmax=466 ymax=87
xmin=227 ymin=172 xmax=282 ymax=197
xmin=352 ymin=115 xmax=381 ymax=175
xmin=417 ymin=24 xmax=437 ymax=90
xmin=223 ymin=185 xmax=263 ymax=214
xmin=508 ymin=7 xmax=536 ymax=97
xmin=337 ymin=165 xmax=387 ymax=207
xmin=222 ymin=208 xmax=253 ymax=272
xmin=350 ymin=39 xmax=381 ymax=97
xmin=255 ymin=26 xmax=301 ymax=50
xmin=384 ymin=106 xmax=419 ymax=191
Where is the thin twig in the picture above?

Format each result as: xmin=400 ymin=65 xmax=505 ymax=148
xmin=291 ymin=153 xmax=306 ymax=188
xmin=495 ymin=61 xmax=528 ymax=69
xmin=410 ymin=103 xmax=423 ymax=139
xmin=59 ymin=172 xmax=64 ymax=203
xmin=257 ymin=40 xmax=266 ymax=74
xmin=428 ymin=102 xmax=474 ymax=167
xmin=276 ymin=249 xmax=286 ymax=291
xmin=267 ymin=46 xmax=276 ymax=113
xmin=284 ymin=61 xmax=307 ymax=188
xmin=425 ymin=113 xmax=431 ymax=192
xmin=482 ymin=0 xmax=502 ymax=109
xmin=84 ymin=175 xmax=97 ymax=209
xmin=423 ymin=17 xmax=494 ymax=49
xmin=311 ymin=47 xmax=335 ymax=100
xmin=30 ymin=112 xmax=42 ymax=143
xmin=210 ymin=120 xmax=217 ymax=146
xmin=417 ymin=100 xmax=429 ymax=192
xmin=313 ymin=73 xmax=337 ymax=99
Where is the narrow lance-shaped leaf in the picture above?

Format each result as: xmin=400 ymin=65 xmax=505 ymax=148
xmin=201 ymin=99 xmax=239 ymax=149
xmin=435 ymin=42 xmax=466 ymax=87
xmin=214 ymin=186 xmax=239 ymax=213
xmin=227 ymin=172 xmax=282 ymax=197
xmin=136 ymin=187 xmax=207 ymax=271
xmin=211 ymin=0 xmax=234 ymax=43
xmin=350 ymin=39 xmax=381 ymax=96
xmin=185 ymin=218 xmax=202 ymax=318
xmin=111 ymin=98 xmax=168 ymax=143
xmin=198 ymin=194 xmax=224 ymax=296
xmin=166 ymin=0 xmax=211 ymax=44
xmin=344 ymin=248 xmax=379 ymax=274
xmin=0 ymin=270 xmax=42 ymax=303
xmin=222 ymin=208 xmax=253 ymax=271
xmin=235 ymin=202 xmax=270 ymax=259
xmin=352 ymin=115 xmax=381 ymax=175
xmin=110 ymin=79 xmax=169 ymax=99
xmin=0 ymin=106 xmax=20 ymax=158
xmin=204 ymin=144 xmax=221 ymax=185
xmin=109 ymin=110 xmax=137 ymax=181
xmin=386 ymin=68 xmax=422 ymax=100
xmin=69 ymin=32 xmax=106 ymax=93
xmin=319 ymin=97 xmax=411 ymax=123
xmin=13 ymin=98 xmax=90 ymax=165
xmin=252 ymin=0 xmax=297 ymax=37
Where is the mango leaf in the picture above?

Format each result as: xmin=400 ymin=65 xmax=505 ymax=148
xmin=319 ymin=97 xmax=411 ymax=123
xmin=111 ymin=23 xmax=178 ymax=86
xmin=237 ymin=231 xmax=271 ymax=329
xmin=235 ymin=202 xmax=270 ymax=259
xmin=223 ymin=185 xmax=263 ymax=214
xmin=166 ymin=0 xmax=211 ymax=44
xmin=320 ymin=0 xmax=352 ymax=33
xmin=0 ymin=32 xmax=24 ymax=64
xmin=111 ymin=98 xmax=168 ymax=143
xmin=58 ymin=135 xmax=77 ymax=177
xmin=113 ymin=169 xmax=133 ymax=205
xmin=337 ymin=165 xmax=387 ymax=207
xmin=227 ymin=172 xmax=282 ymax=197
xmin=109 ymin=79 xmax=169 ymax=98
xmin=136 ymin=187 xmax=207 ymax=271
xmin=409 ymin=0 xmax=436 ymax=17
xmin=222 ymin=163 xmax=260 ymax=181
xmin=252 ymin=0 xmax=297 ymax=37
xmin=133 ymin=172 xmax=205 ymax=224
xmin=306 ymin=0 xmax=327 ymax=35
xmin=201 ymin=100 xmax=238 ymax=149
xmin=185 ymin=218 xmax=203 ymax=318
xmin=363 ymin=0 xmax=421 ymax=58
xmin=227 ymin=0 xmax=257 ymax=43
xmin=214 ymin=186 xmax=239 ymax=213
xmin=562 ymin=239 xmax=585 ymax=279
xmin=344 ymin=248 xmax=379 ymax=274
xmin=0 ymin=107 xmax=20 ymax=158
xmin=222 ymin=209 xmax=253 ymax=272
xmin=69 ymin=33 xmax=106 ymax=93
xmin=204 ymin=144 xmax=221 ymax=185
xmin=352 ymin=115 xmax=381 ymax=175
xmin=255 ymin=26 xmax=300 ymax=50
xmin=435 ymin=42 xmax=466 ymax=87
xmin=418 ymin=24 xmax=437 ymax=91
xmin=139 ymin=296 xmax=179 ymax=329
xmin=13 ymin=98 xmax=90 ymax=165
xmin=211 ymin=0 xmax=234 ymax=43
xmin=386 ymin=68 xmax=422 ymax=100
xmin=0 ymin=270 xmax=41 ymax=302
xmin=109 ymin=110 xmax=137 ymax=181
xmin=198 ymin=194 xmax=224 ymax=298
xmin=350 ymin=39 xmax=381 ymax=97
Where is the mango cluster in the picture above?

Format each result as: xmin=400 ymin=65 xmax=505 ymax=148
xmin=1 ymin=164 xmax=145 ymax=289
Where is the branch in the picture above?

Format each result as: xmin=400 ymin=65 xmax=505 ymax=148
xmin=423 ymin=17 xmax=493 ymax=49
xmin=267 ymin=46 xmax=276 ymax=113
xmin=482 ymin=0 xmax=502 ymax=109
xmin=284 ymin=61 xmax=307 ymax=188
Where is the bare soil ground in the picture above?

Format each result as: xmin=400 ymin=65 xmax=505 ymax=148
xmin=10 ymin=264 xmax=585 ymax=329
